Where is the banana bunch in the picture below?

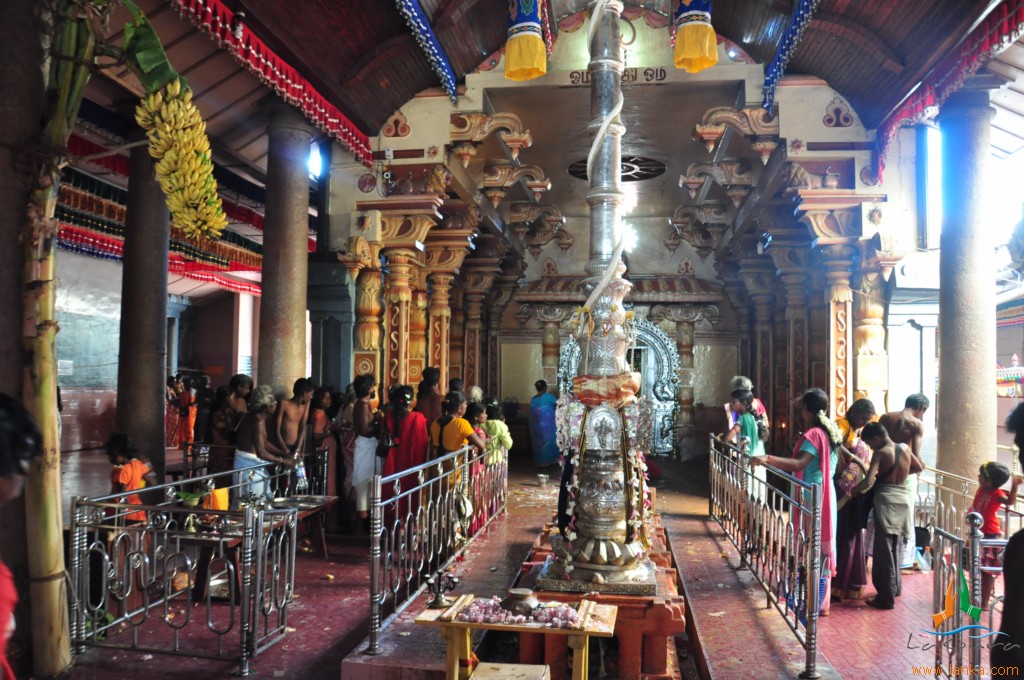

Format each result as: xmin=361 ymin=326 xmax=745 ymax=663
xmin=136 ymin=77 xmax=228 ymax=240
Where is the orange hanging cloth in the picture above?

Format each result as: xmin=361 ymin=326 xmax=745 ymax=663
xmin=672 ymin=0 xmax=718 ymax=74
xmin=504 ymin=0 xmax=547 ymax=81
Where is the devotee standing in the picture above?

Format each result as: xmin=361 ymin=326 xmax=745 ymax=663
xmin=752 ymin=388 xmax=841 ymax=615
xmin=275 ymin=377 xmax=314 ymax=456
xmin=994 ymin=403 xmax=1024 ymax=673
xmin=430 ymin=391 xmax=485 ymax=460
xmin=0 ymin=394 xmax=43 ymax=680
xmin=226 ymin=373 xmax=253 ymax=414
xmin=192 ymin=375 xmax=216 ymax=443
xmin=728 ymin=375 xmax=769 ymax=432
xmin=381 ymin=384 xmax=428 ymax=520
xmin=105 ymin=433 xmax=158 ymax=523
xmin=832 ymin=398 xmax=875 ymax=601
xmin=350 ymin=374 xmax=379 ymax=529
xmin=481 ymin=403 xmax=513 ymax=466
xmin=529 ymin=380 xmax=559 ymax=472
xmin=855 ymin=422 xmax=924 ymax=610
xmin=968 ymin=462 xmax=1021 ymax=609
xmin=878 ymin=393 xmax=929 ymax=568
xmin=414 ymin=367 xmax=443 ymax=425
xmin=234 ymin=385 xmax=294 ymax=503
xmin=310 ymin=386 xmax=339 ymax=497
xmin=165 ymin=376 xmax=180 ymax=447
xmin=725 ymin=388 xmax=765 ymax=501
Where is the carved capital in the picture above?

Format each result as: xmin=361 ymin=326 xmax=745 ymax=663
xmin=694 ymin=106 xmax=780 ymax=162
xmin=450 ymin=111 xmax=533 ymax=160
xmin=798 ymin=208 xmax=862 ymax=244
xmin=483 ymin=164 xmax=551 ymax=201
xmin=679 ymin=160 xmax=753 ymax=198
xmin=818 ymin=244 xmax=858 ymax=303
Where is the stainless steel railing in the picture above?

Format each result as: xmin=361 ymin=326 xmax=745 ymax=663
xmin=69 ymin=464 xmax=309 ymax=676
xmin=366 ymin=444 xmax=508 ymax=654
xmin=709 ymin=434 xmax=822 ymax=679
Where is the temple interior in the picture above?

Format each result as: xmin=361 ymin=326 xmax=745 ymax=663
xmin=3 ymin=0 xmax=1024 ymax=678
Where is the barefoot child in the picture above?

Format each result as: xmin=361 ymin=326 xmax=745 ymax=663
xmin=970 ymin=462 xmax=1022 ymax=609
xmin=106 ymin=432 xmax=158 ymax=523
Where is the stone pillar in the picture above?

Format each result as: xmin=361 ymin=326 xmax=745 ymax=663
xmin=308 ymin=256 xmax=355 ymax=391
xmin=667 ymin=306 xmax=700 ymax=461
xmin=538 ymin=306 xmax=567 ymax=387
xmin=819 ymin=244 xmax=856 ymax=418
xmin=408 ymin=270 xmax=428 ymax=386
xmin=166 ymin=316 xmax=179 ymax=375
xmin=463 ymin=268 xmax=498 ymax=392
xmin=937 ymin=82 xmax=997 ymax=478
xmin=354 ymin=256 xmax=384 ymax=380
xmin=770 ymin=243 xmax=810 ymax=428
xmin=428 ymin=273 xmax=454 ymax=386
xmin=117 ymin=141 xmax=169 ymax=477
xmin=853 ymin=244 xmax=892 ymax=410
xmin=741 ymin=258 xmax=776 ymax=428
xmin=383 ymin=249 xmax=415 ymax=388
xmin=449 ymin=285 xmax=466 ymax=386
xmin=257 ymin=104 xmax=314 ymax=395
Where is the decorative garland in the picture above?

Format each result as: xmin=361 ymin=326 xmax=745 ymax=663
xmin=169 ymin=0 xmax=371 ymax=165
xmin=395 ymin=0 xmax=458 ymax=102
xmin=877 ymin=0 xmax=1024 ymax=181
xmin=761 ymin=0 xmax=822 ymax=112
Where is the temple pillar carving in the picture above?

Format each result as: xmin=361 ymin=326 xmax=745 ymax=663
xmin=853 ymin=235 xmax=900 ymax=410
xmin=664 ymin=305 xmax=720 ymax=460
xmin=352 ymin=249 xmax=384 ymax=380
xmin=408 ymin=268 xmax=428 ymax=386
xmin=768 ymin=239 xmax=810 ymax=430
xmin=936 ymin=82 xmax=997 ymax=479
xmin=817 ymin=244 xmax=857 ymax=417
xmin=740 ymin=259 xmax=776 ymax=432
xmin=449 ymin=284 xmax=466 ymax=386
xmin=383 ymin=249 xmax=416 ymax=388
xmin=486 ymin=275 xmax=519 ymax=395
xmin=537 ymin=305 xmax=568 ymax=386
xmin=427 ymin=273 xmax=454 ymax=387
xmin=462 ymin=268 xmax=498 ymax=392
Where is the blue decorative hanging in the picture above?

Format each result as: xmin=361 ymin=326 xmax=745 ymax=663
xmin=761 ymin=0 xmax=822 ymax=111
xmin=394 ymin=0 xmax=459 ymax=103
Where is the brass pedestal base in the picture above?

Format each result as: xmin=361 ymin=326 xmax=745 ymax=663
xmin=535 ymin=556 xmax=658 ymax=596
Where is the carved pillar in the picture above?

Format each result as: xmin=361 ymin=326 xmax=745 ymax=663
xmin=384 ymin=250 xmax=415 ymax=388
xmin=536 ymin=306 xmax=567 ymax=387
xmin=666 ymin=305 xmax=717 ymax=460
xmin=721 ymin=271 xmax=752 ymax=377
xmin=353 ymin=250 xmax=384 ymax=379
xmin=486 ymin=279 xmax=517 ymax=396
xmin=853 ymin=238 xmax=896 ymax=410
xmin=462 ymin=275 xmax=495 ymax=392
xmin=741 ymin=259 xmax=776 ymax=427
xmin=449 ymin=284 xmax=466 ymax=386
xmin=818 ymin=244 xmax=857 ymax=417
xmin=770 ymin=242 xmax=810 ymax=429
xmin=408 ymin=268 xmax=428 ymax=386
xmin=936 ymin=82 xmax=997 ymax=479
xmin=427 ymin=273 xmax=454 ymax=386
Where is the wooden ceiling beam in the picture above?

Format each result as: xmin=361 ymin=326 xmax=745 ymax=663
xmin=808 ymin=12 xmax=904 ymax=74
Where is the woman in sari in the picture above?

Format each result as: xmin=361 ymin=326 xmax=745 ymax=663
xmin=832 ymin=398 xmax=875 ymax=601
xmin=529 ymin=380 xmax=559 ymax=470
xmin=380 ymin=384 xmax=428 ymax=521
xmin=752 ymin=388 xmax=841 ymax=616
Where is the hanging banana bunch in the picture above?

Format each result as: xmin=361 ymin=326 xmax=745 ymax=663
xmin=134 ymin=77 xmax=227 ymax=239
xmin=121 ymin=0 xmax=227 ymax=240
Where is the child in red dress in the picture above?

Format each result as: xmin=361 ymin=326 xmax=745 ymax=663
xmin=970 ymin=462 xmax=1022 ymax=608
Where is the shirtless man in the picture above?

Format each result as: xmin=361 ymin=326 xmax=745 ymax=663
xmin=856 ymin=422 xmax=925 ymax=609
xmin=275 ymin=378 xmax=315 ymax=456
xmin=227 ymin=373 xmax=253 ymax=414
xmin=234 ymin=385 xmax=295 ymax=502
xmin=414 ymin=367 xmax=443 ymax=425
xmin=879 ymin=393 xmax=929 ymax=567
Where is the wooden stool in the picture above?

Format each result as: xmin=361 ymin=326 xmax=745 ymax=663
xmin=472 ymin=662 xmax=550 ymax=679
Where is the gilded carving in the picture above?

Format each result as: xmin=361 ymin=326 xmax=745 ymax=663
xmin=483 ymin=164 xmax=552 ymax=201
xmin=450 ymin=111 xmax=533 ymax=161
xmin=694 ymin=106 xmax=779 ymax=157
xmin=382 ymin=109 xmax=410 ymax=138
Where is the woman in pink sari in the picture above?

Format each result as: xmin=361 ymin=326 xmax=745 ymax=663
xmin=752 ymin=388 xmax=841 ymax=615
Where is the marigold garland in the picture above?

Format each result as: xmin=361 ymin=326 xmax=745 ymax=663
xmin=135 ymin=77 xmax=228 ymax=240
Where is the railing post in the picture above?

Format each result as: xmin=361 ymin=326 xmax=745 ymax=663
xmin=69 ymin=497 xmax=83 ymax=653
xmin=367 ymin=472 xmax=383 ymax=655
xmin=800 ymin=482 xmax=821 ymax=679
xmin=239 ymin=504 xmax=255 ymax=676
xmin=967 ymin=511 xmax=983 ymax=673
xmin=708 ymin=435 xmax=715 ymax=518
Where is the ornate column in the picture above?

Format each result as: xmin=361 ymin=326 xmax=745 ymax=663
xmin=769 ymin=239 xmax=810 ymax=427
xmin=117 ymin=138 xmax=169 ymax=476
xmin=853 ymin=234 xmax=900 ymax=410
xmin=424 ymin=216 xmax=476 ymax=387
xmin=384 ymin=250 xmax=415 ymax=388
xmin=740 ymin=259 xmax=776 ymax=416
xmin=462 ymin=249 xmax=501 ymax=391
xmin=817 ymin=242 xmax=857 ymax=417
xmin=351 ymin=246 xmax=384 ymax=380
xmin=665 ymin=305 xmax=719 ymax=460
xmin=719 ymin=259 xmax=752 ymax=377
xmin=408 ymin=268 xmax=429 ymax=386
xmin=449 ymin=283 xmax=466 ymax=386
xmin=936 ymin=80 xmax=997 ymax=479
xmin=537 ymin=305 xmax=567 ymax=386
xmin=355 ymin=195 xmax=441 ymax=389
xmin=257 ymin=104 xmax=315 ymax=394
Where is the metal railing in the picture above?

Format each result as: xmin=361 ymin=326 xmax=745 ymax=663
xmin=915 ymin=467 xmax=1024 ymax=542
xmin=69 ymin=463 xmax=308 ymax=676
xmin=709 ymin=434 xmax=822 ymax=679
xmin=366 ymin=444 xmax=508 ymax=654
